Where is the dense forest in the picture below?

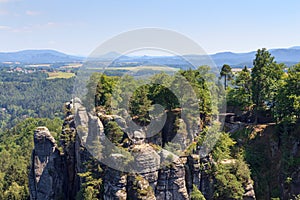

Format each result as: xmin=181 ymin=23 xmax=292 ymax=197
xmin=0 ymin=69 xmax=74 ymax=131
xmin=0 ymin=48 xmax=299 ymax=199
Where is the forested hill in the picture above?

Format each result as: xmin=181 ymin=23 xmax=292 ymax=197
xmin=0 ymin=50 xmax=83 ymax=63
xmin=0 ymin=69 xmax=74 ymax=131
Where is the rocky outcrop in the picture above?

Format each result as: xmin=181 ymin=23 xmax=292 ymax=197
xmin=131 ymin=143 xmax=160 ymax=174
xmin=62 ymin=98 xmax=105 ymax=198
xmin=156 ymin=156 xmax=189 ymax=200
xmin=103 ymin=168 xmax=127 ymax=200
xmin=171 ymin=119 xmax=188 ymax=150
xmin=29 ymin=99 xmax=256 ymax=200
xmin=74 ymin=98 xmax=89 ymax=144
xmin=186 ymin=154 xmax=214 ymax=199
xmin=29 ymin=127 xmax=66 ymax=200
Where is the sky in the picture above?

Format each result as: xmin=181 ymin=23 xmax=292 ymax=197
xmin=0 ymin=0 xmax=300 ymax=56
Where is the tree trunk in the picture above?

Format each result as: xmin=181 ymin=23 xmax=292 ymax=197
xmin=224 ymin=75 xmax=227 ymax=90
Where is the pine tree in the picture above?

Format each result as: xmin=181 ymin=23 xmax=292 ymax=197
xmin=220 ymin=64 xmax=233 ymax=90
xmin=251 ymin=48 xmax=284 ymax=121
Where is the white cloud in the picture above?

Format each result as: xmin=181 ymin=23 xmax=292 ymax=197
xmin=46 ymin=22 xmax=57 ymax=26
xmin=0 ymin=25 xmax=11 ymax=30
xmin=25 ymin=10 xmax=41 ymax=16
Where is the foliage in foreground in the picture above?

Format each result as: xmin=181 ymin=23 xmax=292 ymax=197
xmin=0 ymin=118 xmax=62 ymax=200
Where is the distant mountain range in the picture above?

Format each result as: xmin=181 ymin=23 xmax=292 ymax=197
xmin=0 ymin=50 xmax=83 ymax=64
xmin=210 ymin=47 xmax=300 ymax=67
xmin=1 ymin=47 xmax=300 ymax=67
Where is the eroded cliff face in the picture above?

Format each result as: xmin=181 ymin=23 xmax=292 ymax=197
xmin=29 ymin=100 xmax=256 ymax=199
xmin=240 ymin=124 xmax=300 ymax=200
xmin=29 ymin=127 xmax=67 ymax=200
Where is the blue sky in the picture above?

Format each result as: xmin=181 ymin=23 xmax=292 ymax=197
xmin=0 ymin=0 xmax=299 ymax=56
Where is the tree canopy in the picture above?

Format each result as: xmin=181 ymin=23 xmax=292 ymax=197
xmin=219 ymin=64 xmax=233 ymax=90
xmin=251 ymin=48 xmax=284 ymax=112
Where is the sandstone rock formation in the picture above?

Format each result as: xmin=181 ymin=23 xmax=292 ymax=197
xmin=29 ymin=127 xmax=66 ymax=200
xmin=103 ymin=168 xmax=127 ymax=200
xmin=29 ymin=99 xmax=256 ymax=200
xmin=156 ymin=155 xmax=189 ymax=200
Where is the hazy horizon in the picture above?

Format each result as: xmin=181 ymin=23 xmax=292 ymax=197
xmin=1 ymin=45 xmax=300 ymax=57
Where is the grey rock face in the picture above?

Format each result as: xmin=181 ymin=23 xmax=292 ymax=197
xmin=29 ymin=99 xmax=256 ymax=200
xmin=62 ymin=98 xmax=105 ymax=198
xmin=86 ymin=113 xmax=104 ymax=147
xmin=29 ymin=127 xmax=66 ymax=200
xmin=131 ymin=144 xmax=160 ymax=174
xmin=103 ymin=168 xmax=127 ymax=200
xmin=74 ymin=99 xmax=89 ymax=144
xmin=155 ymin=157 xmax=189 ymax=200
xmin=185 ymin=154 xmax=201 ymax=194
xmin=131 ymin=144 xmax=160 ymax=189
xmin=171 ymin=119 xmax=188 ymax=150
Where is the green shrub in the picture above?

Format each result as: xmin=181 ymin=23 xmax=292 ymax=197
xmin=190 ymin=184 xmax=206 ymax=200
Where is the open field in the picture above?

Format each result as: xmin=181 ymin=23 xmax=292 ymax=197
xmin=47 ymin=72 xmax=76 ymax=79
xmin=87 ymin=65 xmax=179 ymax=72
xmin=60 ymin=63 xmax=83 ymax=69
xmin=109 ymin=65 xmax=178 ymax=71
xmin=85 ymin=65 xmax=179 ymax=77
